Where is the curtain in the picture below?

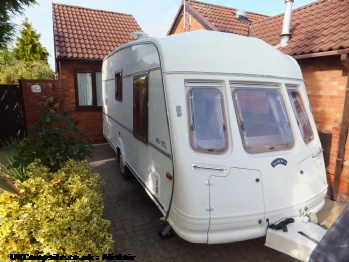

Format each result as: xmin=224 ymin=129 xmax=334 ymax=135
xmin=77 ymin=73 xmax=93 ymax=106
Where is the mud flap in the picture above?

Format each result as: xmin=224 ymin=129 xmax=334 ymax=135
xmin=265 ymin=217 xmax=326 ymax=261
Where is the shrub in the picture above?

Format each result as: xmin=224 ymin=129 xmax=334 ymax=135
xmin=0 ymin=160 xmax=114 ymax=261
xmin=0 ymin=140 xmax=27 ymax=182
xmin=12 ymin=97 xmax=92 ymax=173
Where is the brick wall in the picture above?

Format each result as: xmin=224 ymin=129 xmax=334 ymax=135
xmin=298 ymin=56 xmax=349 ymax=201
xmin=21 ymin=80 xmax=61 ymax=134
xmin=171 ymin=11 xmax=205 ymax=34
xmin=58 ymin=60 xmax=105 ymax=144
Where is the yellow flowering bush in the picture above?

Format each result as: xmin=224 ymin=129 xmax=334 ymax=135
xmin=0 ymin=160 xmax=114 ymax=261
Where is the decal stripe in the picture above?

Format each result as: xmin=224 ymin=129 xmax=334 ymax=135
xmin=148 ymin=141 xmax=172 ymax=159
xmin=104 ymin=112 xmax=133 ymax=133
xmin=104 ymin=112 xmax=173 ymax=159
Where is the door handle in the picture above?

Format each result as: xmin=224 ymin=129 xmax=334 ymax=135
xmin=191 ymin=164 xmax=226 ymax=172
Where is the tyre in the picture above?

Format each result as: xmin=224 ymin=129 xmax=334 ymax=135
xmin=119 ymin=152 xmax=132 ymax=180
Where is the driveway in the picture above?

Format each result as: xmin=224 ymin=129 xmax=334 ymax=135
xmin=87 ymin=144 xmax=300 ymax=261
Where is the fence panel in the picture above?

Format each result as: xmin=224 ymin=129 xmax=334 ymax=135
xmin=0 ymin=85 xmax=26 ymax=145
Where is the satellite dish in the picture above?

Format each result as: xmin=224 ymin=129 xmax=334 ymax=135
xmin=130 ymin=32 xmax=149 ymax=40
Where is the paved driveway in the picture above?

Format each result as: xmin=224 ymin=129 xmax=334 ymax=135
xmin=87 ymin=144 xmax=299 ymax=262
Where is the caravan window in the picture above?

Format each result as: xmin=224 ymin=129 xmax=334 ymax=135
xmin=233 ymin=88 xmax=293 ymax=153
xmin=133 ymin=74 xmax=148 ymax=143
xmin=188 ymin=88 xmax=227 ymax=153
xmin=115 ymin=71 xmax=122 ymax=101
xmin=287 ymin=89 xmax=314 ymax=143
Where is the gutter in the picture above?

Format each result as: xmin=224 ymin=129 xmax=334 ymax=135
xmin=331 ymin=54 xmax=349 ymax=201
xmin=293 ymin=49 xmax=349 ymax=60
xmin=56 ymin=57 xmax=103 ymax=63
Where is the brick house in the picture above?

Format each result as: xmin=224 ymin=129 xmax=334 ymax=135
xmin=168 ymin=0 xmax=349 ymax=201
xmin=52 ymin=3 xmax=142 ymax=143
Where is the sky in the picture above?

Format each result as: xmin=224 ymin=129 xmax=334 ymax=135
xmin=11 ymin=0 xmax=315 ymax=70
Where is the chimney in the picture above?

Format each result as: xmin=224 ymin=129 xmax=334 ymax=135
xmin=279 ymin=0 xmax=294 ymax=47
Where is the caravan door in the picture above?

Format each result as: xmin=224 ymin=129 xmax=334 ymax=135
xmin=208 ymin=168 xmax=265 ymax=244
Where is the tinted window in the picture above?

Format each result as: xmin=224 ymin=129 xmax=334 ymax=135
xmin=188 ymin=88 xmax=227 ymax=153
xmin=288 ymin=89 xmax=314 ymax=143
xmin=233 ymin=88 xmax=293 ymax=153
xmin=133 ymin=75 xmax=148 ymax=143
xmin=115 ymin=71 xmax=123 ymax=101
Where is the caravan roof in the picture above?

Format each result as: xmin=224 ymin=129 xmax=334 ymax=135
xmin=106 ymin=30 xmax=303 ymax=80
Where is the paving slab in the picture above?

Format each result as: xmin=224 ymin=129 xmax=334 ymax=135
xmin=86 ymin=144 xmax=347 ymax=261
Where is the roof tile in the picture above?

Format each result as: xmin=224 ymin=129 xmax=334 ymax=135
xmin=189 ymin=1 xmax=268 ymax=35
xmin=253 ymin=0 xmax=349 ymax=55
xmin=52 ymin=3 xmax=142 ymax=60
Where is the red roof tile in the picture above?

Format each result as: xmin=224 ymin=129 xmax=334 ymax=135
xmin=168 ymin=0 xmax=268 ymax=35
xmin=189 ymin=1 xmax=268 ymax=35
xmin=252 ymin=0 xmax=349 ymax=56
xmin=52 ymin=3 xmax=142 ymax=60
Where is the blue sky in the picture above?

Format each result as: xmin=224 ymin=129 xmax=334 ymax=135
xmin=11 ymin=0 xmax=315 ymax=70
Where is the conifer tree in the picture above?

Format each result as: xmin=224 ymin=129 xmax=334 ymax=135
xmin=13 ymin=18 xmax=49 ymax=62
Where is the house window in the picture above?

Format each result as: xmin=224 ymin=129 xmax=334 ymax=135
xmin=233 ymin=87 xmax=294 ymax=153
xmin=75 ymin=69 xmax=102 ymax=109
xmin=115 ymin=71 xmax=122 ymax=101
xmin=133 ymin=74 xmax=148 ymax=143
xmin=188 ymin=87 xmax=227 ymax=153
xmin=287 ymin=89 xmax=314 ymax=143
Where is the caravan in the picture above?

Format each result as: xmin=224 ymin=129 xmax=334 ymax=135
xmin=102 ymin=30 xmax=328 ymax=251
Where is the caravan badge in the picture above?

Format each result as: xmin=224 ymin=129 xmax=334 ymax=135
xmin=271 ymin=158 xmax=287 ymax=168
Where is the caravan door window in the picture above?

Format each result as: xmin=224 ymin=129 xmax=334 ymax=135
xmin=188 ymin=87 xmax=227 ymax=153
xmin=233 ymin=87 xmax=293 ymax=153
xmin=133 ymin=74 xmax=148 ymax=143
xmin=287 ymin=89 xmax=314 ymax=143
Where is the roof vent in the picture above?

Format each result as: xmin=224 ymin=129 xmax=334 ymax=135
xmin=235 ymin=10 xmax=252 ymax=36
xmin=130 ymin=32 xmax=148 ymax=40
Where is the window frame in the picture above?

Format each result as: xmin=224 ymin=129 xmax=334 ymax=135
xmin=74 ymin=68 xmax=102 ymax=111
xmin=133 ymin=74 xmax=149 ymax=144
xmin=115 ymin=70 xmax=123 ymax=101
xmin=287 ymin=88 xmax=314 ymax=144
xmin=187 ymin=85 xmax=228 ymax=154
xmin=232 ymin=86 xmax=294 ymax=154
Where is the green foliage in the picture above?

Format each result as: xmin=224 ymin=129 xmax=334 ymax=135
xmin=13 ymin=97 xmax=92 ymax=173
xmin=0 ymin=140 xmax=27 ymax=182
xmin=0 ymin=58 xmax=54 ymax=84
xmin=0 ymin=160 xmax=114 ymax=260
xmin=0 ymin=18 xmax=54 ymax=84
xmin=0 ymin=0 xmax=38 ymax=48
xmin=13 ymin=18 xmax=49 ymax=62
xmin=0 ymin=48 xmax=15 ymax=67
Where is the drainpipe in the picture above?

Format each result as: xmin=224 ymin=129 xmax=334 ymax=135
xmin=183 ymin=0 xmax=186 ymax=31
xmin=332 ymin=54 xmax=349 ymax=201
xmin=277 ymin=0 xmax=294 ymax=48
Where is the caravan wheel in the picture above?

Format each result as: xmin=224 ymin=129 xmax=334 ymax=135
xmin=119 ymin=152 xmax=132 ymax=180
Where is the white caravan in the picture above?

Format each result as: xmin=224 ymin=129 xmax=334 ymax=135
xmin=102 ymin=30 xmax=328 ymax=258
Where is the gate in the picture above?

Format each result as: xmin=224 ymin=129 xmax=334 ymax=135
xmin=0 ymin=85 xmax=26 ymax=145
